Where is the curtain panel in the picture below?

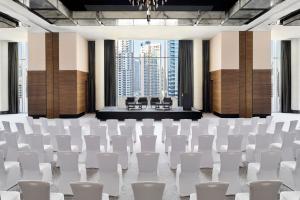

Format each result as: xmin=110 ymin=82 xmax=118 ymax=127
xmin=281 ymin=40 xmax=292 ymax=113
xmin=104 ymin=40 xmax=116 ymax=107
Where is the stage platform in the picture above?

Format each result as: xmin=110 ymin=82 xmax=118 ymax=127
xmin=96 ymin=107 xmax=202 ymax=121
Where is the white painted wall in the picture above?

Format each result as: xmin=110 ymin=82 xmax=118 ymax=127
xmin=291 ymin=39 xmax=300 ymax=111
xmin=28 ymin=33 xmax=45 ymax=71
xmin=95 ymin=39 xmax=105 ymax=110
xmin=0 ymin=41 xmax=9 ymax=112
xmin=253 ymin=31 xmax=271 ymax=69
xmin=221 ymin=32 xmax=239 ymax=70
xmin=193 ymin=39 xmax=203 ymax=110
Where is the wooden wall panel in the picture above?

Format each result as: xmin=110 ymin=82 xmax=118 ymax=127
xmin=28 ymin=71 xmax=46 ymax=116
xmin=77 ymin=71 xmax=88 ymax=114
xmin=210 ymin=70 xmax=221 ymax=113
xmin=253 ymin=70 xmax=272 ymax=115
xmin=221 ymin=70 xmax=239 ymax=114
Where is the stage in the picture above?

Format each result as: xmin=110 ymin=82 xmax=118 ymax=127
xmin=96 ymin=107 xmax=202 ymax=121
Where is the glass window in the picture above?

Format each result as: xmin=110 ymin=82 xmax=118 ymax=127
xmin=116 ymin=40 xmax=179 ymax=107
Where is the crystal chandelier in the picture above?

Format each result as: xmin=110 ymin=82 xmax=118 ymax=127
xmin=129 ymin=0 xmax=167 ymax=11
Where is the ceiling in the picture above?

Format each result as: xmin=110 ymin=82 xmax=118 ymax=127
xmin=59 ymin=0 xmax=238 ymax=11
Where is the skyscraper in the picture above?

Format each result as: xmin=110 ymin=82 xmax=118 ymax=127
xmin=167 ymin=40 xmax=179 ymax=97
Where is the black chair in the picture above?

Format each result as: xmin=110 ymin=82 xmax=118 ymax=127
xmin=138 ymin=97 xmax=148 ymax=108
xmin=125 ymin=97 xmax=135 ymax=106
xmin=150 ymin=97 xmax=160 ymax=108
xmin=162 ymin=97 xmax=173 ymax=109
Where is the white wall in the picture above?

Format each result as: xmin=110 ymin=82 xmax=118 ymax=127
xmin=291 ymin=39 xmax=300 ymax=111
xmin=0 ymin=41 xmax=8 ymax=112
xmin=253 ymin=31 xmax=271 ymax=69
xmin=95 ymin=39 xmax=105 ymax=110
xmin=28 ymin=33 xmax=45 ymax=71
xmin=193 ymin=39 xmax=203 ymax=110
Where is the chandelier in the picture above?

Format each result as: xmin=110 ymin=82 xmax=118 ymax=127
xmin=129 ymin=0 xmax=167 ymax=11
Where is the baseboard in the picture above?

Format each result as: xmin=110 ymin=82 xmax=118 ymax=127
xmin=0 ymin=111 xmax=9 ymax=114
xmin=59 ymin=112 xmax=85 ymax=118
xmin=29 ymin=114 xmax=46 ymax=119
xmin=213 ymin=112 xmax=239 ymax=118
xmin=252 ymin=114 xmax=271 ymax=118
xmin=291 ymin=110 xmax=300 ymax=113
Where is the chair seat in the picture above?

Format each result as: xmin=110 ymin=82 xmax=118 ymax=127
xmin=270 ymin=143 xmax=282 ymax=149
xmin=246 ymin=144 xmax=255 ymax=150
xmin=71 ymin=145 xmax=80 ymax=152
xmin=235 ymin=193 xmax=249 ymax=200
xmin=280 ymin=191 xmax=300 ymax=200
xmin=189 ymin=193 xmax=196 ymax=200
xmin=219 ymin=145 xmax=228 ymax=152
xmin=0 ymin=191 xmax=20 ymax=200
xmin=50 ymin=193 xmax=64 ymax=200
xmin=281 ymin=161 xmax=296 ymax=170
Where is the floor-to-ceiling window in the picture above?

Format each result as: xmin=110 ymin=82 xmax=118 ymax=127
xmin=115 ymin=40 xmax=179 ymax=107
xmin=18 ymin=42 xmax=28 ymax=113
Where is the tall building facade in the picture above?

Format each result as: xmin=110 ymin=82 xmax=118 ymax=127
xmin=167 ymin=40 xmax=179 ymax=97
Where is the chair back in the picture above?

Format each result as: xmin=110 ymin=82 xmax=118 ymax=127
xmin=257 ymin=123 xmax=268 ymax=135
xmin=19 ymin=181 xmax=50 ymax=200
xmin=89 ymin=118 xmax=100 ymax=129
xmin=289 ymin=120 xmax=298 ymax=133
xmin=180 ymin=119 xmax=192 ymax=130
xmin=97 ymin=152 xmax=118 ymax=173
xmin=218 ymin=118 xmax=228 ymax=126
xmin=265 ymin=116 xmax=273 ymax=125
xmin=180 ymin=152 xmax=201 ymax=173
xmin=120 ymin=125 xmax=133 ymax=138
xmin=55 ymin=119 xmax=65 ymax=134
xmin=2 ymin=121 xmax=12 ymax=132
xmin=0 ymin=150 xmax=5 ymax=172
xmin=111 ymin=135 xmax=127 ymax=152
xmin=19 ymin=151 xmax=40 ymax=171
xmin=259 ymin=150 xmax=281 ymax=172
xmin=195 ymin=182 xmax=229 ymax=200
xmin=198 ymin=119 xmax=209 ymax=134
xmin=26 ymin=116 xmax=34 ymax=127
xmin=84 ymin=135 xmax=100 ymax=152
xmin=171 ymin=135 xmax=186 ymax=152
xmin=31 ymin=124 xmax=42 ymax=134
xmin=227 ymin=134 xmax=243 ymax=151
xmin=274 ymin=122 xmax=284 ymax=134
xmin=131 ymin=182 xmax=165 ymax=200
xmin=106 ymin=119 xmax=118 ymax=130
xmin=125 ymin=119 xmax=136 ymax=128
xmin=192 ymin=126 xmax=206 ymax=138
xmin=140 ymin=135 xmax=157 ymax=152
xmin=90 ymin=125 xmax=107 ymax=138
xmin=198 ymin=135 xmax=214 ymax=151
xmin=249 ymin=181 xmax=281 ymax=200
xmin=69 ymin=125 xmax=82 ymax=138
xmin=296 ymin=150 xmax=300 ymax=173
xmin=165 ymin=125 xmax=178 ymax=139
xmin=255 ymin=134 xmax=271 ymax=150
xmin=16 ymin=123 xmax=26 ymax=134
xmin=71 ymin=182 xmax=104 ymax=200
xmin=143 ymin=119 xmax=154 ymax=127
xmin=39 ymin=118 xmax=49 ymax=132
xmin=141 ymin=125 xmax=155 ymax=135
xmin=137 ymin=152 xmax=159 ymax=173
xmin=281 ymin=132 xmax=296 ymax=149
xmin=56 ymin=135 xmax=72 ymax=151
xmin=4 ymin=132 xmax=18 ymax=149
xmin=58 ymin=151 xmax=79 ymax=172
xmin=70 ymin=119 xmax=80 ymax=127
xmin=28 ymin=134 xmax=44 ymax=151
xmin=162 ymin=119 xmax=173 ymax=129
xmin=220 ymin=151 xmax=241 ymax=172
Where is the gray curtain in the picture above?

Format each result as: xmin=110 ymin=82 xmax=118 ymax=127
xmin=87 ymin=41 xmax=96 ymax=112
xmin=8 ymin=42 xmax=18 ymax=114
xmin=178 ymin=40 xmax=193 ymax=109
xmin=281 ymin=40 xmax=292 ymax=113
xmin=202 ymin=40 xmax=211 ymax=112
xmin=104 ymin=40 xmax=116 ymax=107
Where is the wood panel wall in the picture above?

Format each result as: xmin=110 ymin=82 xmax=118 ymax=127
xmin=28 ymin=71 xmax=46 ymax=116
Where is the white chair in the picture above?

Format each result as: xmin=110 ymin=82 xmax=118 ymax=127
xmin=212 ymin=151 xmax=242 ymax=194
xmin=198 ymin=135 xmax=214 ymax=168
xmin=4 ymin=132 xmax=30 ymax=161
xmin=265 ymin=115 xmax=273 ymax=127
xmin=198 ymin=118 xmax=209 ymax=134
xmin=140 ymin=135 xmax=157 ymax=152
xmin=161 ymin=119 xmax=173 ymax=142
xmin=270 ymin=132 xmax=295 ymax=161
xmin=56 ymin=151 xmax=87 ymax=195
xmin=18 ymin=151 xmax=52 ymax=182
xmin=70 ymin=182 xmax=109 ymax=200
xmin=90 ymin=125 xmax=108 ymax=152
xmin=248 ymin=123 xmax=268 ymax=145
xmin=165 ymin=125 xmax=178 ymax=153
xmin=246 ymin=134 xmax=272 ymax=162
xmin=218 ymin=118 xmax=228 ymax=126
xmin=70 ymin=119 xmax=80 ymax=127
xmin=288 ymin=120 xmax=298 ymax=133
xmin=15 ymin=123 xmax=27 ymax=144
xmin=250 ymin=117 xmax=260 ymax=133
xmin=84 ymin=135 xmax=101 ymax=168
xmin=240 ymin=124 xmax=254 ymax=151
xmin=19 ymin=180 xmax=64 ymax=200
xmin=31 ymin=124 xmax=50 ymax=145
xmin=142 ymin=118 xmax=154 ymax=127
xmin=111 ymin=135 xmax=129 ymax=169
xmin=215 ymin=125 xmax=230 ymax=152
xmin=0 ymin=191 xmax=20 ymax=200
xmin=220 ymin=134 xmax=243 ymax=152
xmin=69 ymin=125 xmax=83 ymax=152
xmin=27 ymin=134 xmax=53 ymax=163
xmin=2 ymin=121 xmax=12 ymax=133
xmin=39 ymin=117 xmax=49 ymax=133
xmin=89 ymin=118 xmax=100 ymax=132
xmin=280 ymin=191 xmax=300 ymax=200
xmin=120 ymin=125 xmax=134 ymax=153
xmin=106 ymin=119 xmax=118 ymax=139
xmin=125 ymin=119 xmax=137 ymax=142
xmin=279 ymin=149 xmax=300 ymax=190
xmin=141 ymin=125 xmax=155 ymax=135
xmin=131 ymin=182 xmax=165 ymax=200
xmin=272 ymin=121 xmax=284 ymax=143
xmin=54 ymin=118 xmax=65 ymax=135
xmin=176 ymin=152 xmax=201 ymax=196
xmin=235 ymin=180 xmax=281 ymax=200
xmin=169 ymin=135 xmax=187 ymax=169
xmin=180 ymin=119 xmax=192 ymax=138
xmin=232 ymin=118 xmax=244 ymax=134
xmin=137 ymin=152 xmax=159 ymax=181
xmin=247 ymin=150 xmax=281 ymax=182
xmin=55 ymin=135 xmax=79 ymax=152
xmin=26 ymin=116 xmax=34 ymax=129
xmin=97 ymin=152 xmax=122 ymax=196
xmin=190 ymin=182 xmax=229 ymax=200
xmin=191 ymin=126 xmax=206 ymax=152
xmin=0 ymin=150 xmax=20 ymax=190
xmin=47 ymin=125 xmax=60 ymax=151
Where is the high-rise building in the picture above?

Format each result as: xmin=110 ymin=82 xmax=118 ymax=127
xmin=134 ymin=58 xmax=141 ymax=96
xmin=167 ymin=40 xmax=179 ymax=97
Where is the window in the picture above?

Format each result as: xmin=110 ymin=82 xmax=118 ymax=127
xmin=116 ymin=40 xmax=179 ymax=107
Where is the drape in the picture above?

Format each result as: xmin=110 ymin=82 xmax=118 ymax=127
xmin=178 ymin=40 xmax=193 ymax=110
xmin=8 ymin=42 xmax=18 ymax=114
xmin=202 ymin=40 xmax=211 ymax=112
xmin=104 ymin=40 xmax=116 ymax=107
xmin=87 ymin=41 xmax=96 ymax=112
xmin=281 ymin=40 xmax=292 ymax=113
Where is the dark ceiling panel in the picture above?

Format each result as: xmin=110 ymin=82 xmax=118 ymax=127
xmin=60 ymin=0 xmax=238 ymax=11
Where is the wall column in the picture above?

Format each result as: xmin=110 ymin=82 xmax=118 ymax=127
xmin=95 ymin=39 xmax=105 ymax=110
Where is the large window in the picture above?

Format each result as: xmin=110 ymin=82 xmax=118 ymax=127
xmin=116 ymin=40 xmax=179 ymax=107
